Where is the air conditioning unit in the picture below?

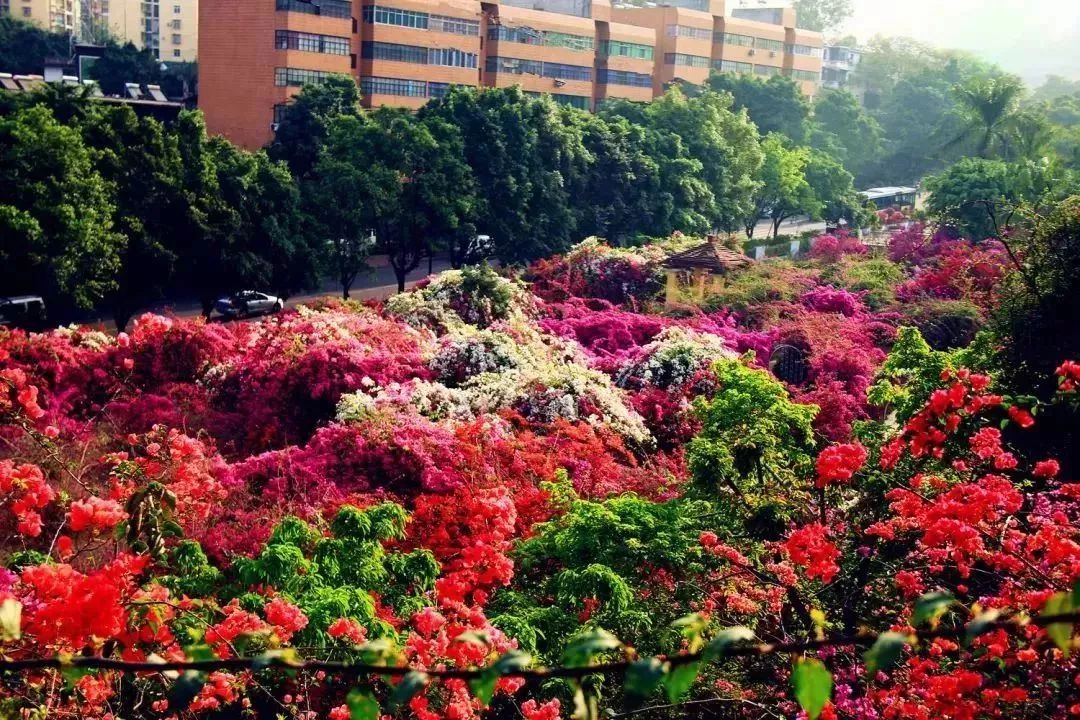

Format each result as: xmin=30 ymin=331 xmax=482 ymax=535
xmin=769 ymin=50 xmax=776 ymax=57
xmin=554 ymin=78 xmax=566 ymax=87
xmin=748 ymin=48 xmax=755 ymax=56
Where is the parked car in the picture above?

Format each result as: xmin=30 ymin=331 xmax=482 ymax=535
xmin=215 ymin=291 xmax=284 ymax=319
xmin=0 ymin=296 xmax=47 ymax=331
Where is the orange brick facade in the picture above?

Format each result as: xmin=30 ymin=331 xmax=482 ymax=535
xmin=199 ymin=0 xmax=821 ymax=150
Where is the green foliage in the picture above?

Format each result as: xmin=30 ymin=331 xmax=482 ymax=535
xmin=792 ymin=0 xmax=853 ymax=32
xmin=707 ymin=73 xmax=811 ymax=144
xmin=233 ymin=505 xmax=433 ymax=647
xmin=0 ymin=17 xmax=70 ymax=75
xmin=87 ymin=41 xmax=164 ymax=96
xmin=810 ymin=89 xmax=883 ymax=183
xmin=0 ymin=104 xmax=124 ymax=312
xmin=688 ymin=357 xmax=817 ymax=520
xmin=925 ymin=157 xmax=1077 ymax=240
xmin=791 ymin=657 xmax=833 ymax=720
xmin=161 ymin=541 xmax=223 ymax=598
xmin=744 ymin=134 xmax=814 ymax=238
xmin=835 ymin=257 xmax=904 ymax=309
xmin=491 ymin=491 xmax=715 ymax=659
xmin=269 ymin=74 xmax=362 ymax=179
xmin=868 ymin=327 xmax=996 ymax=422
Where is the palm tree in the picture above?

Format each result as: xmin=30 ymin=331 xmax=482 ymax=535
xmin=944 ymin=75 xmax=1026 ymax=159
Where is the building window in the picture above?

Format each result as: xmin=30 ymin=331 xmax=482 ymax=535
xmin=596 ymin=68 xmax=651 ymax=87
xmin=428 ymin=46 xmax=477 ymax=68
xmin=716 ymin=32 xmax=753 ymax=47
xmin=173 ymin=4 xmax=180 ymax=12
xmin=362 ymin=4 xmax=426 ymax=28
xmin=487 ymin=25 xmax=593 ymax=51
xmin=276 ymin=29 xmax=351 ymax=55
xmin=359 ymin=76 xmax=428 ymax=97
xmin=598 ymin=39 xmax=653 ymax=60
xmin=665 ymin=24 xmax=711 ymax=41
xmin=663 ymin=53 xmax=709 ymax=68
xmin=428 ymin=82 xmax=451 ymax=99
xmin=23 ymin=7 xmax=32 ymax=17
xmin=361 ymin=40 xmax=427 ymax=63
xmin=428 ymin=14 xmax=479 ymax=35
xmin=790 ymin=69 xmax=820 ymax=82
xmin=787 ymin=43 xmax=822 ymax=57
xmin=171 ymin=33 xmax=181 ymax=43
xmin=755 ymin=37 xmax=784 ymax=53
xmin=274 ymin=67 xmax=334 ymax=87
xmin=485 ymin=56 xmax=591 ymax=81
xmin=715 ymin=59 xmax=752 ymax=74
xmin=276 ymin=0 xmax=351 ymax=19
xmin=753 ymin=64 xmax=781 ymax=76
xmin=171 ymin=19 xmax=180 ymax=28
xmin=172 ymin=49 xmax=181 ymax=57
xmin=273 ymin=103 xmax=290 ymax=124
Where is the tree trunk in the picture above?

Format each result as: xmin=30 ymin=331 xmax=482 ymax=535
xmin=427 ymin=252 xmax=433 ymax=276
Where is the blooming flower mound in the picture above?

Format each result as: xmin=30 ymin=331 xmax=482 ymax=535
xmin=0 ymin=234 xmax=1077 ymax=719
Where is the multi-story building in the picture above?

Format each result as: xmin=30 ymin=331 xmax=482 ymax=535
xmin=106 ymin=0 xmax=198 ymax=61
xmin=2 ymin=0 xmax=197 ymax=62
xmin=822 ymin=44 xmax=859 ymax=91
xmin=6 ymin=0 xmax=78 ymax=32
xmin=199 ymin=0 xmax=821 ymax=150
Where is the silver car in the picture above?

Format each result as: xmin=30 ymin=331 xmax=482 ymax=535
xmin=215 ymin=291 xmax=284 ymax=319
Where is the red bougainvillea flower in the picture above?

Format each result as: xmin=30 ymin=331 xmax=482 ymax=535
xmin=782 ymin=523 xmax=841 ymax=584
xmin=68 ymin=495 xmax=127 ymax=533
xmin=1033 ymin=460 xmax=1061 ymax=479
xmin=0 ymin=460 xmax=56 ymax=538
xmin=1007 ymin=405 xmax=1035 ymax=429
xmin=263 ymin=597 xmax=308 ymax=642
xmin=1056 ymin=360 xmax=1080 ymax=393
xmin=327 ymin=617 xmax=368 ymax=645
xmin=815 ymin=442 xmax=868 ymax=488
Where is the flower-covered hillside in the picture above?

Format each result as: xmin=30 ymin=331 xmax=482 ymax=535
xmin=0 ymin=232 xmax=1077 ymax=720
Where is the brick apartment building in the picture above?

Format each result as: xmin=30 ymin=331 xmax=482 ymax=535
xmin=198 ymin=0 xmax=822 ymax=150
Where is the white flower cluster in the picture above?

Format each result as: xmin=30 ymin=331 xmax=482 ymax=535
xmin=429 ymin=330 xmax=521 ymax=386
xmin=385 ymin=268 xmax=535 ymax=332
xmin=616 ymin=327 xmax=734 ymax=390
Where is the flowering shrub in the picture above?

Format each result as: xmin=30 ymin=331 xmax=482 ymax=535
xmin=809 ymin=232 xmax=868 ymax=263
xmin=0 ymin=238 xmax=1077 ymax=720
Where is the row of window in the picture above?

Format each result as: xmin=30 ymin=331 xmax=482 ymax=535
xmin=598 ymin=39 xmax=653 ymax=60
xmin=348 ymin=76 xmax=454 ymax=98
xmin=665 ymin=24 xmax=712 ymax=41
xmin=274 ymin=67 xmax=334 ymax=87
xmin=275 ymin=0 xmax=351 ymax=19
xmin=360 ymin=40 xmax=478 ymax=68
xmin=485 ymin=56 xmax=591 ymax=82
xmin=791 ymin=69 xmax=821 ymax=81
xmin=487 ymin=25 xmax=594 ymax=52
xmin=714 ymin=59 xmax=752 ymax=74
xmin=596 ymin=68 xmax=652 ymax=88
xmin=275 ymin=29 xmax=351 ymax=56
xmin=524 ymin=90 xmax=591 ymax=109
xmin=788 ymin=44 xmax=823 ymax=57
xmin=361 ymin=4 xmax=479 ymax=36
xmin=663 ymin=53 xmax=709 ymax=68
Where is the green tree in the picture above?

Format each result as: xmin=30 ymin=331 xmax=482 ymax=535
xmin=305 ymin=114 xmax=377 ymax=298
xmin=268 ymin=74 xmax=362 ymax=179
xmin=316 ymin=108 xmax=475 ymax=293
xmin=744 ymin=134 xmax=813 ymax=238
xmin=707 ymin=72 xmax=810 ymax=143
xmin=638 ymin=88 xmax=763 ymax=233
xmin=925 ymin=157 xmax=1076 ymax=240
xmin=573 ymin=111 xmax=663 ymax=243
xmin=792 ymin=0 xmax=853 ymax=32
xmin=0 ymin=105 xmax=124 ymax=314
xmin=87 ymin=41 xmax=164 ymax=96
xmin=79 ymin=104 xmax=187 ymax=330
xmin=0 ymin=17 xmax=71 ymax=76
xmin=804 ymin=148 xmax=870 ymax=227
xmin=419 ymin=86 xmax=588 ymax=264
xmin=598 ymin=98 xmax=715 ymax=236
xmin=944 ymin=75 xmax=1027 ymax=159
xmin=809 ymin=88 xmax=883 ymax=183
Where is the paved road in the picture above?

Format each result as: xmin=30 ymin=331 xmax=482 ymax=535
xmin=85 ymin=258 xmax=454 ymax=330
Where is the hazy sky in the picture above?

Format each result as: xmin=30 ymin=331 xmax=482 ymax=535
xmin=840 ymin=0 xmax=1080 ymax=88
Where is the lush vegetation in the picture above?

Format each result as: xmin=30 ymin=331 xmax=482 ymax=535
xmin=0 ymin=77 xmax=870 ymax=327
xmin=1 ymin=188 xmax=1079 ymax=718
